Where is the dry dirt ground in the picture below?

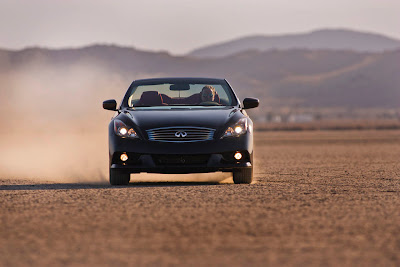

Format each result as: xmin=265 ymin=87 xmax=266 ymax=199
xmin=1 ymin=130 xmax=399 ymax=266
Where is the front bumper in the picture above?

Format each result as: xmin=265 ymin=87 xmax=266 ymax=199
xmin=110 ymin=153 xmax=252 ymax=174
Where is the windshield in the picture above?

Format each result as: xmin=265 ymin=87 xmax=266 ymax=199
xmin=124 ymin=80 xmax=237 ymax=109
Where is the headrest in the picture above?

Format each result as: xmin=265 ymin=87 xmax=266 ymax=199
xmin=139 ymin=91 xmax=163 ymax=106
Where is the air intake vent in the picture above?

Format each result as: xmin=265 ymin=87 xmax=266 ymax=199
xmin=153 ymin=154 xmax=210 ymax=165
xmin=147 ymin=126 xmax=215 ymax=142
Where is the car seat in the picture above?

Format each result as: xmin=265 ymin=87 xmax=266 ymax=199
xmin=138 ymin=91 xmax=164 ymax=106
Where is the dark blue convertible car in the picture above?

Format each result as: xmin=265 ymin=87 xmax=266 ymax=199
xmin=103 ymin=77 xmax=259 ymax=185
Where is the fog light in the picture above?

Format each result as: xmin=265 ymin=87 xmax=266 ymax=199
xmin=234 ymin=152 xmax=242 ymax=160
xmin=120 ymin=153 xmax=128 ymax=162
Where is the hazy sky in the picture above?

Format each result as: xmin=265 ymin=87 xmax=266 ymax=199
xmin=0 ymin=0 xmax=399 ymax=54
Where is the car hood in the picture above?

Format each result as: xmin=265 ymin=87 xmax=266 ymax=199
xmin=124 ymin=107 xmax=240 ymax=131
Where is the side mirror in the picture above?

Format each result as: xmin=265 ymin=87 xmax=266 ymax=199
xmin=103 ymin=99 xmax=117 ymax=111
xmin=243 ymin=98 xmax=259 ymax=109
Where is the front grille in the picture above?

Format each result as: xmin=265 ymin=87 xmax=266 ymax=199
xmin=153 ymin=154 xmax=210 ymax=165
xmin=147 ymin=126 xmax=215 ymax=142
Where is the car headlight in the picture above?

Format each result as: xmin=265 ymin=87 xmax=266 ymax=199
xmin=114 ymin=119 xmax=139 ymax=139
xmin=221 ymin=118 xmax=248 ymax=138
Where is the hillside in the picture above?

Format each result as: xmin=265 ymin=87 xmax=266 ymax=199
xmin=188 ymin=29 xmax=400 ymax=58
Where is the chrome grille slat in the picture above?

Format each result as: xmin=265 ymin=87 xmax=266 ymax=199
xmin=150 ymin=130 xmax=211 ymax=133
xmin=147 ymin=126 xmax=215 ymax=142
xmin=149 ymin=133 xmax=210 ymax=136
xmin=148 ymin=135 xmax=212 ymax=139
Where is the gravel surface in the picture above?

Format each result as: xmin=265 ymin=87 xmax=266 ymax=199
xmin=1 ymin=130 xmax=399 ymax=266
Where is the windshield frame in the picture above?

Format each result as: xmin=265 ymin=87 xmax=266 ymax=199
xmin=120 ymin=78 xmax=240 ymax=109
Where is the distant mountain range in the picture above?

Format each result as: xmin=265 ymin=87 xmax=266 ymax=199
xmin=188 ymin=29 xmax=400 ymax=58
xmin=1 ymin=28 xmax=399 ymax=127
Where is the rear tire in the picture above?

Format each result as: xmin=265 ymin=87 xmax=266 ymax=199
xmin=109 ymin=169 xmax=130 ymax=185
xmin=233 ymin=168 xmax=253 ymax=184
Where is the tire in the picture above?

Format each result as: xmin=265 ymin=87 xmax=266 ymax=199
xmin=233 ymin=168 xmax=253 ymax=184
xmin=109 ymin=169 xmax=130 ymax=185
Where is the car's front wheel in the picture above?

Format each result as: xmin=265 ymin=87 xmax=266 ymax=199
xmin=109 ymin=169 xmax=130 ymax=185
xmin=233 ymin=168 xmax=253 ymax=184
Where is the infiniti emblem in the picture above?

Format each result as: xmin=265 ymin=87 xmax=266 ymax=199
xmin=175 ymin=131 xmax=187 ymax=138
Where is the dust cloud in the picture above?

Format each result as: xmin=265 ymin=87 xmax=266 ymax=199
xmin=0 ymin=63 xmax=127 ymax=183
